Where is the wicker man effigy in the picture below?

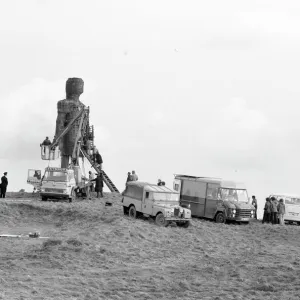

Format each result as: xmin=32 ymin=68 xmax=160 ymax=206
xmin=55 ymin=78 xmax=86 ymax=168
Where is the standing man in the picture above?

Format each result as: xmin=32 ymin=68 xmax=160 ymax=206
xmin=91 ymin=172 xmax=104 ymax=198
xmin=1 ymin=172 xmax=8 ymax=198
xmin=93 ymin=150 xmax=103 ymax=170
xmin=270 ymin=197 xmax=278 ymax=224
xmin=277 ymin=199 xmax=286 ymax=225
xmin=131 ymin=170 xmax=138 ymax=181
xmin=40 ymin=136 xmax=52 ymax=146
xmin=89 ymin=171 xmax=95 ymax=192
xmin=40 ymin=137 xmax=52 ymax=154
xmin=126 ymin=172 xmax=132 ymax=185
xmin=262 ymin=198 xmax=271 ymax=224
xmin=251 ymin=195 xmax=258 ymax=219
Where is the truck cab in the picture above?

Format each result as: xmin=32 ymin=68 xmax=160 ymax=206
xmin=122 ymin=181 xmax=192 ymax=227
xmin=40 ymin=167 xmax=77 ymax=202
xmin=174 ymin=174 xmax=255 ymax=223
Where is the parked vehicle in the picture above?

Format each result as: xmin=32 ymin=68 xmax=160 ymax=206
xmin=173 ymin=174 xmax=255 ymax=223
xmin=39 ymin=166 xmax=90 ymax=202
xmin=269 ymin=193 xmax=300 ymax=225
xmin=121 ymin=181 xmax=192 ymax=227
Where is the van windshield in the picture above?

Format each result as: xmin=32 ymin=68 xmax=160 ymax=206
xmin=271 ymin=195 xmax=300 ymax=205
xmin=221 ymin=189 xmax=248 ymax=202
xmin=285 ymin=198 xmax=300 ymax=205
xmin=43 ymin=171 xmax=68 ymax=182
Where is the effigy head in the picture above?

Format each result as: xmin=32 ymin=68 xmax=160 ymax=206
xmin=66 ymin=78 xmax=84 ymax=99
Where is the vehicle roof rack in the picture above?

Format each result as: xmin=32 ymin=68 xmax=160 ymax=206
xmin=174 ymin=174 xmax=222 ymax=180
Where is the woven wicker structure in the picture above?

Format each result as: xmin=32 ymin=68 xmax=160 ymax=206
xmin=55 ymin=78 xmax=85 ymax=167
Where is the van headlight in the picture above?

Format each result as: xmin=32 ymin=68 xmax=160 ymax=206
xmin=41 ymin=188 xmax=45 ymax=192
xmin=165 ymin=210 xmax=172 ymax=217
xmin=232 ymin=209 xmax=236 ymax=214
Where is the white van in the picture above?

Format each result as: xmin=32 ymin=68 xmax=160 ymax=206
xmin=269 ymin=194 xmax=300 ymax=224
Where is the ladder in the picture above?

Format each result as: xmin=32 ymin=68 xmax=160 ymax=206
xmin=80 ymin=149 xmax=120 ymax=193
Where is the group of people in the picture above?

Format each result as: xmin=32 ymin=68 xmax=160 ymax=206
xmin=125 ymin=172 xmax=167 ymax=187
xmin=126 ymin=171 xmax=138 ymax=184
xmin=157 ymin=179 xmax=166 ymax=186
xmin=0 ymin=172 xmax=8 ymax=198
xmin=41 ymin=136 xmax=103 ymax=169
xmin=262 ymin=197 xmax=286 ymax=225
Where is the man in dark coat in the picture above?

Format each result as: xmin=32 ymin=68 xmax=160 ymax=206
xmin=91 ymin=172 xmax=103 ymax=198
xmin=40 ymin=137 xmax=52 ymax=155
xmin=126 ymin=172 xmax=132 ymax=185
xmin=270 ymin=197 xmax=278 ymax=224
xmin=93 ymin=150 xmax=103 ymax=170
xmin=1 ymin=172 xmax=8 ymax=198
xmin=40 ymin=136 xmax=52 ymax=146
xmin=262 ymin=198 xmax=271 ymax=224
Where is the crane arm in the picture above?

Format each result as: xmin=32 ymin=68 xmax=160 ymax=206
xmin=50 ymin=107 xmax=86 ymax=149
xmin=72 ymin=111 xmax=86 ymax=161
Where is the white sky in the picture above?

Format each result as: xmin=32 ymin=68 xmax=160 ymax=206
xmin=1 ymin=0 xmax=300 ymax=217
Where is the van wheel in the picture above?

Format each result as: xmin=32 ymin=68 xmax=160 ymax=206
xmin=41 ymin=196 xmax=47 ymax=201
xmin=69 ymin=189 xmax=76 ymax=203
xmin=215 ymin=212 xmax=225 ymax=223
xmin=128 ymin=206 xmax=137 ymax=218
xmin=123 ymin=206 xmax=129 ymax=215
xmin=155 ymin=213 xmax=169 ymax=227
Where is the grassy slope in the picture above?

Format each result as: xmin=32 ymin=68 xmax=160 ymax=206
xmin=0 ymin=194 xmax=300 ymax=300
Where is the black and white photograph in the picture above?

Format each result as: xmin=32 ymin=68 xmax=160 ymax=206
xmin=0 ymin=1 xmax=300 ymax=299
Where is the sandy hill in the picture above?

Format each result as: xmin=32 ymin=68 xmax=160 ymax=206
xmin=0 ymin=193 xmax=299 ymax=300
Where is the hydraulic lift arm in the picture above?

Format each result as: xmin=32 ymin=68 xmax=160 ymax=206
xmin=50 ymin=107 xmax=87 ymax=149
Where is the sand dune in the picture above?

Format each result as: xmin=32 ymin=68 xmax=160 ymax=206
xmin=0 ymin=194 xmax=299 ymax=300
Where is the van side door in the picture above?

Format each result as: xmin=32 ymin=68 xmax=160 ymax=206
xmin=204 ymin=183 xmax=220 ymax=219
xmin=180 ymin=180 xmax=206 ymax=217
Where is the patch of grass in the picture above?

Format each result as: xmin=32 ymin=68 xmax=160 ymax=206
xmin=66 ymin=238 xmax=83 ymax=247
xmin=1 ymin=194 xmax=300 ymax=300
xmin=42 ymin=238 xmax=63 ymax=249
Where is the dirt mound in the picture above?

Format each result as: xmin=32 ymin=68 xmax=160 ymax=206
xmin=0 ymin=193 xmax=122 ymax=225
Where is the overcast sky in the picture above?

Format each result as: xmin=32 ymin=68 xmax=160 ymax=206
xmin=1 ymin=0 xmax=300 ymax=216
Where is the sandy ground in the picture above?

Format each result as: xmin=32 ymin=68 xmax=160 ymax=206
xmin=0 ymin=194 xmax=300 ymax=300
